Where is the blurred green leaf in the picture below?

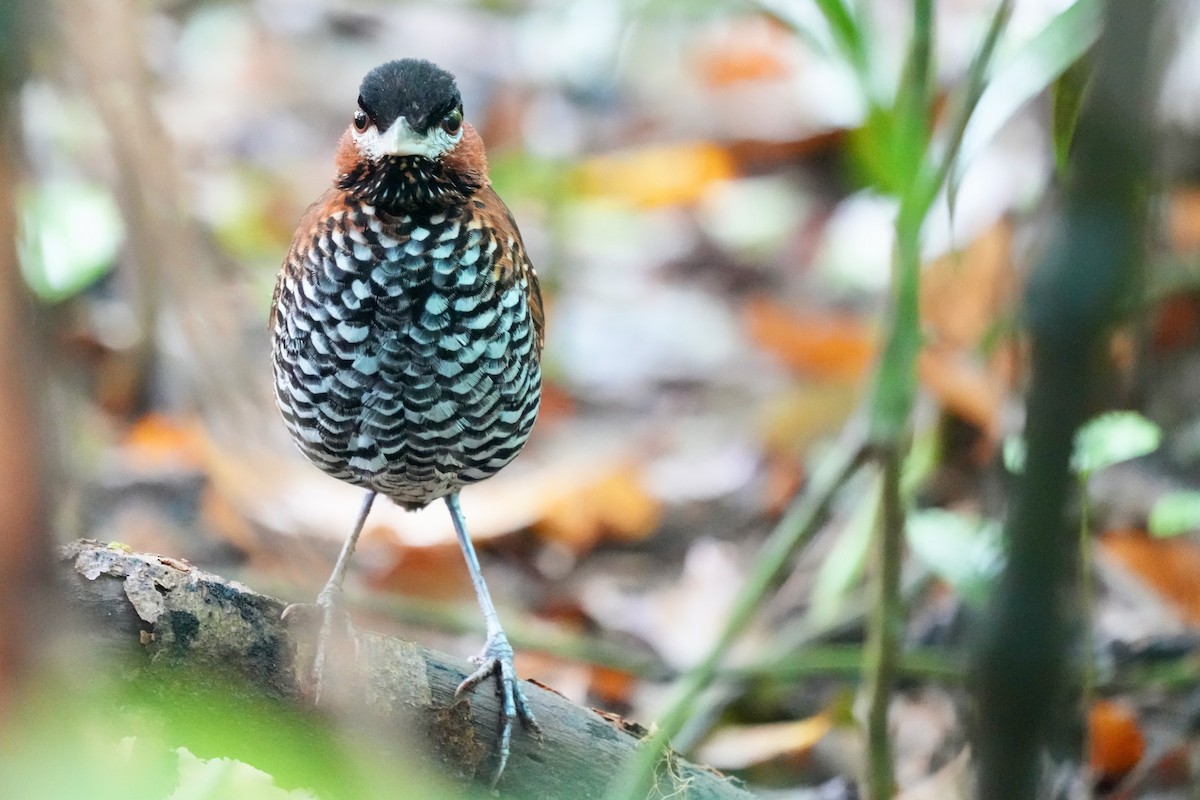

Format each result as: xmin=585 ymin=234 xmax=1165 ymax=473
xmin=488 ymin=152 xmax=569 ymax=206
xmin=890 ymin=0 xmax=934 ymax=197
xmin=808 ymin=473 xmax=879 ymax=625
xmin=852 ymin=105 xmax=904 ymax=195
xmin=802 ymin=0 xmax=867 ymax=76
xmin=808 ymin=433 xmax=937 ymax=623
xmin=169 ymin=749 xmax=319 ymax=800
xmin=906 ymin=509 xmax=1004 ymax=606
xmin=1072 ymin=411 xmax=1161 ymax=475
xmin=18 ymin=180 xmax=124 ymax=302
xmin=1051 ymin=54 xmax=1091 ymax=172
xmin=1149 ymin=490 xmax=1200 ymax=538
xmin=958 ymin=0 xmax=1101 ymax=173
xmin=2 ymin=672 xmax=466 ymax=800
xmin=1003 ymin=434 xmax=1026 ymax=474
xmin=1005 ymin=412 xmax=1161 ymax=477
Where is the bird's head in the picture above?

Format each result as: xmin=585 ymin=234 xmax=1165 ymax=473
xmin=335 ymin=59 xmax=488 ymax=211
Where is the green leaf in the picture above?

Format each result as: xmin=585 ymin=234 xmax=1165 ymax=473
xmin=906 ymin=509 xmax=1004 ymax=606
xmin=1149 ymin=490 xmax=1200 ymax=538
xmin=957 ymin=0 xmax=1101 ymax=174
xmin=1005 ymin=412 xmax=1162 ymax=476
xmin=1051 ymin=53 xmax=1091 ymax=172
xmin=808 ymin=433 xmax=938 ymax=624
xmin=851 ymin=104 xmax=904 ymax=195
xmin=1003 ymin=433 xmax=1026 ymax=474
xmin=808 ymin=474 xmax=879 ymax=625
xmin=18 ymin=180 xmax=124 ymax=302
xmin=1072 ymin=411 xmax=1161 ymax=475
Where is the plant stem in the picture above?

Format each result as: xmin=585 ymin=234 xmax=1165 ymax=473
xmin=604 ymin=424 xmax=868 ymax=800
xmin=813 ymin=0 xmax=869 ymax=80
xmin=673 ymin=568 xmax=937 ymax=752
xmin=725 ymin=644 xmax=961 ymax=684
xmin=863 ymin=447 xmax=906 ymax=800
xmin=971 ymin=2 xmax=1162 ymax=796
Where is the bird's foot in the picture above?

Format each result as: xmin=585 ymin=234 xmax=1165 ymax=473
xmin=455 ymin=631 xmax=540 ymax=786
xmin=282 ymin=583 xmax=358 ymax=704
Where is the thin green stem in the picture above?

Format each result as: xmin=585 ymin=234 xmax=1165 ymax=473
xmin=812 ymin=0 xmax=869 ymax=79
xmin=725 ymin=644 xmax=961 ymax=684
xmin=972 ymin=1 xmax=1162 ymax=794
xmin=917 ymin=0 xmax=1015 ymax=218
xmin=892 ymin=0 xmax=935 ymax=190
xmin=673 ymin=568 xmax=936 ymax=752
xmin=863 ymin=447 xmax=905 ymax=800
xmin=866 ymin=217 xmax=924 ymax=444
xmin=1080 ymin=474 xmax=1096 ymax=708
xmin=604 ymin=424 xmax=869 ymax=800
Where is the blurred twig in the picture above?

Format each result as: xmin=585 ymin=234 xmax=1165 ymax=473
xmin=57 ymin=0 xmax=265 ymax=437
xmin=858 ymin=2 xmax=1011 ymax=796
xmin=725 ymin=645 xmax=962 ymax=684
xmin=251 ymin=580 xmax=675 ymax=682
xmin=0 ymin=0 xmax=52 ymax=718
xmin=970 ymin=1 xmax=1164 ymax=797
xmin=604 ymin=421 xmax=869 ymax=800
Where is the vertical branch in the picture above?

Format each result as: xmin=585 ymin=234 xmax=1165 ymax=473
xmin=971 ymin=2 xmax=1164 ymax=798
xmin=57 ymin=0 xmax=266 ymax=439
xmin=57 ymin=0 xmax=164 ymax=412
xmin=858 ymin=0 xmax=936 ymax=777
xmin=863 ymin=447 xmax=904 ymax=800
xmin=0 ymin=0 xmax=52 ymax=716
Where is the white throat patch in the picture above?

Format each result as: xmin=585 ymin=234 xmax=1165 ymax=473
xmin=354 ymin=116 xmax=463 ymax=161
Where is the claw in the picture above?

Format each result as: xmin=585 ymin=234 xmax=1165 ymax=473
xmin=283 ymin=583 xmax=357 ymax=704
xmin=455 ymin=631 xmax=539 ymax=786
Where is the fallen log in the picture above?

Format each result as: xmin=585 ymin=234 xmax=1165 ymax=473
xmin=60 ymin=539 xmax=755 ymax=800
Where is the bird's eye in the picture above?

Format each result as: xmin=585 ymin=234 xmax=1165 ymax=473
xmin=441 ymin=108 xmax=463 ymax=136
xmin=353 ymin=110 xmax=370 ymax=132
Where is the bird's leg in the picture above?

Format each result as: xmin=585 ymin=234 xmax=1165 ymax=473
xmin=445 ymin=492 xmax=539 ymax=785
xmin=283 ymin=489 xmax=377 ymax=702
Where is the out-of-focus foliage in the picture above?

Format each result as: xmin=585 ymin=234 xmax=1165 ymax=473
xmin=1 ymin=676 xmax=465 ymax=800
xmin=12 ymin=0 xmax=1200 ymax=796
xmin=18 ymin=180 xmax=123 ymax=302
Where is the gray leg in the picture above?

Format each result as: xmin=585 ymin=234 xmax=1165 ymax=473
xmin=285 ymin=490 xmax=376 ymax=701
xmin=445 ymin=492 xmax=538 ymax=786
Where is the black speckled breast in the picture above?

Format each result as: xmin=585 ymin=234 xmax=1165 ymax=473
xmin=271 ymin=184 xmax=542 ymax=509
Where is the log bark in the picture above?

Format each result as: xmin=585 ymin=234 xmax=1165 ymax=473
xmin=60 ymin=539 xmax=756 ymax=800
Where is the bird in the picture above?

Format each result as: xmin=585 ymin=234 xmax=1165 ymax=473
xmin=270 ymin=58 xmax=544 ymax=784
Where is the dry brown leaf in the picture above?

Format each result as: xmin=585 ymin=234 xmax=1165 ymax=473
xmin=588 ymin=664 xmax=637 ymax=708
xmin=920 ymin=221 xmax=1014 ymax=349
xmin=1168 ymin=186 xmax=1200 ymax=253
xmin=1100 ymin=530 xmax=1200 ymax=624
xmin=759 ymin=453 xmax=805 ymax=517
xmin=122 ymin=412 xmax=207 ymax=470
xmin=535 ymin=379 xmax=575 ymax=427
xmin=1150 ymin=293 xmax=1200 ymax=354
xmin=367 ymin=543 xmax=471 ymax=601
xmin=691 ymin=15 xmax=793 ymax=88
xmin=534 ymin=465 xmax=661 ymax=554
xmin=1089 ymin=699 xmax=1146 ymax=779
xmin=695 ymin=714 xmax=832 ymax=770
xmin=757 ymin=381 xmax=861 ymax=458
xmin=743 ymin=297 xmax=875 ymax=380
xmin=574 ymin=142 xmax=737 ymax=209
xmin=917 ymin=347 xmax=1003 ymax=441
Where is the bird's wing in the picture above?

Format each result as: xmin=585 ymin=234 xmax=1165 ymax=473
xmin=475 ymin=185 xmax=545 ymax=355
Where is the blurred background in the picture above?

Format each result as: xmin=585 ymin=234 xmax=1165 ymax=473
xmin=8 ymin=0 xmax=1200 ymax=796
